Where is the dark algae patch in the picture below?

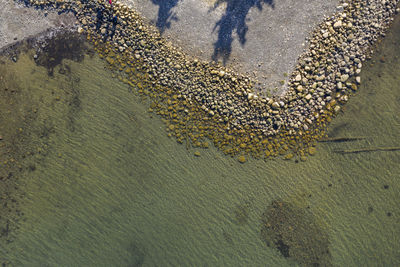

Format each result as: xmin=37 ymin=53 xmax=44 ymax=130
xmin=261 ymin=200 xmax=332 ymax=267
xmin=34 ymin=32 xmax=90 ymax=76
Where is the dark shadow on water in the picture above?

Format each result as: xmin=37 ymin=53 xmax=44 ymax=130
xmin=151 ymin=0 xmax=179 ymax=34
xmin=211 ymin=0 xmax=274 ymax=64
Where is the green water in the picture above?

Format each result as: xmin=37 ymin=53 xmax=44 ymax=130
xmin=1 ymin=16 xmax=399 ymax=267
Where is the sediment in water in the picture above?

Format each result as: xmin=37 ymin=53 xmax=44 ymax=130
xmin=0 ymin=31 xmax=93 ymax=263
xmin=12 ymin=0 xmax=400 ymax=162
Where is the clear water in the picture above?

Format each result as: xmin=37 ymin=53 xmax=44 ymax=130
xmin=0 ymin=14 xmax=399 ymax=267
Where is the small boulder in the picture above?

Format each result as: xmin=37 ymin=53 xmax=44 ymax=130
xmin=271 ymin=102 xmax=280 ymax=110
xmin=340 ymin=74 xmax=349 ymax=82
xmin=333 ymin=20 xmax=342 ymax=28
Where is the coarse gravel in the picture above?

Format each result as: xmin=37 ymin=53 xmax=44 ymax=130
xmin=120 ymin=0 xmax=340 ymax=95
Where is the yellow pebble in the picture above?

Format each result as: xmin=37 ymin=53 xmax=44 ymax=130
xmin=238 ymin=155 xmax=246 ymax=163
xmin=284 ymin=153 xmax=294 ymax=160
xmin=308 ymin=146 xmax=317 ymax=155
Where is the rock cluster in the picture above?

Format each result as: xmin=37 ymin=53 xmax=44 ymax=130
xmin=18 ymin=0 xmax=400 ymax=160
xmin=282 ymin=0 xmax=398 ymax=134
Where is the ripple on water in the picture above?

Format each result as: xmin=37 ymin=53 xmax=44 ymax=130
xmin=0 ymin=13 xmax=400 ymax=267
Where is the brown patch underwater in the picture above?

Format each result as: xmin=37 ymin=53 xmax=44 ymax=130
xmin=260 ymin=200 xmax=332 ymax=267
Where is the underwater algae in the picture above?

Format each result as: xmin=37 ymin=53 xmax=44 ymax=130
xmin=0 ymin=36 xmax=322 ymax=266
xmin=0 ymin=31 xmax=95 ymax=262
xmin=261 ymin=200 xmax=332 ymax=267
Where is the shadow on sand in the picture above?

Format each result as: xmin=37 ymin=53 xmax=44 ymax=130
xmin=151 ymin=0 xmax=180 ymax=34
xmin=210 ymin=0 xmax=274 ymax=64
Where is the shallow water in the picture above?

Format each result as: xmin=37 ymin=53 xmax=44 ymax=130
xmin=0 ymin=15 xmax=399 ymax=267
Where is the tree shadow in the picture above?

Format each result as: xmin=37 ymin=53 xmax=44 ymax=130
xmin=151 ymin=0 xmax=180 ymax=34
xmin=210 ymin=0 xmax=275 ymax=64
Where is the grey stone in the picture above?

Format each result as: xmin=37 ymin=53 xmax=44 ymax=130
xmin=340 ymin=74 xmax=349 ymax=82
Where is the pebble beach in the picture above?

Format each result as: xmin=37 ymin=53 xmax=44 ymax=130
xmin=5 ymin=0 xmax=400 ymax=161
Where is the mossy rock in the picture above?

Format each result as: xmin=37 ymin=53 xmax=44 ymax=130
xmin=308 ymin=146 xmax=317 ymax=155
xmin=284 ymin=153 xmax=294 ymax=160
xmin=105 ymin=56 xmax=115 ymax=65
xmin=238 ymin=155 xmax=246 ymax=163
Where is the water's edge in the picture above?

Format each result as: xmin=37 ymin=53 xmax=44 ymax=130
xmin=0 ymin=8 xmax=399 ymax=267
